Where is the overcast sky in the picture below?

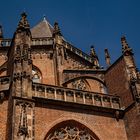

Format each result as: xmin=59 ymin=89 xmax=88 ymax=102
xmin=0 ymin=0 xmax=140 ymax=68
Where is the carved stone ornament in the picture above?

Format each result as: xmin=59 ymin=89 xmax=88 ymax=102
xmin=72 ymin=79 xmax=86 ymax=90
xmin=46 ymin=126 xmax=97 ymax=140
xmin=16 ymin=101 xmax=33 ymax=137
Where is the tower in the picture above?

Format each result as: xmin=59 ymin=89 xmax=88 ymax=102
xmin=7 ymin=12 xmax=35 ymax=140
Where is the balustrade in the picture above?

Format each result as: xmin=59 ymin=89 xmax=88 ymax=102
xmin=31 ymin=38 xmax=53 ymax=46
xmin=32 ymin=83 xmax=121 ymax=109
xmin=1 ymin=38 xmax=53 ymax=47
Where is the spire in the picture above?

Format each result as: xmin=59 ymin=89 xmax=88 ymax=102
xmin=16 ymin=12 xmax=30 ymax=32
xmin=104 ymin=48 xmax=111 ymax=67
xmin=90 ymin=46 xmax=99 ymax=67
xmin=121 ymin=36 xmax=133 ymax=55
xmin=31 ymin=17 xmax=53 ymax=38
xmin=53 ymin=22 xmax=62 ymax=36
xmin=0 ymin=25 xmax=3 ymax=38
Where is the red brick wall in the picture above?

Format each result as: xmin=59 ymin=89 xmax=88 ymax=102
xmin=105 ymin=57 xmax=134 ymax=107
xmin=0 ymin=100 xmax=8 ymax=139
xmin=34 ymin=103 xmax=127 ymax=140
xmin=32 ymin=55 xmax=56 ymax=85
xmin=124 ymin=104 xmax=140 ymax=140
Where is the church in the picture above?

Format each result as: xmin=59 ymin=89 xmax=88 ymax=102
xmin=0 ymin=12 xmax=140 ymax=140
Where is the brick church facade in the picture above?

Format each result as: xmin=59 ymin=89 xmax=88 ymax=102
xmin=0 ymin=13 xmax=140 ymax=140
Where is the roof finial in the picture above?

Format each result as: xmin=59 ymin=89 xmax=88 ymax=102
xmin=16 ymin=12 xmax=30 ymax=31
xmin=43 ymin=14 xmax=46 ymax=21
xmin=121 ymin=36 xmax=133 ymax=55
xmin=104 ymin=48 xmax=111 ymax=67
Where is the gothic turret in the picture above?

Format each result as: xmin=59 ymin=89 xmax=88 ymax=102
xmin=7 ymin=12 xmax=34 ymax=140
xmin=8 ymin=12 xmax=32 ymax=97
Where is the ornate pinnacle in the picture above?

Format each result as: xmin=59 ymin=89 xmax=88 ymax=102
xmin=121 ymin=36 xmax=133 ymax=55
xmin=53 ymin=22 xmax=62 ymax=36
xmin=16 ymin=12 xmax=30 ymax=31
xmin=90 ymin=46 xmax=98 ymax=59
xmin=104 ymin=48 xmax=111 ymax=66
xmin=90 ymin=46 xmax=99 ymax=67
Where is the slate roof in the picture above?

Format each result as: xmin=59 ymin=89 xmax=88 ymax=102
xmin=31 ymin=17 xmax=53 ymax=38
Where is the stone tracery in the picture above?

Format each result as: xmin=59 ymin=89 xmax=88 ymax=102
xmin=45 ymin=121 xmax=99 ymax=140
xmin=72 ymin=79 xmax=86 ymax=91
xmin=46 ymin=126 xmax=96 ymax=140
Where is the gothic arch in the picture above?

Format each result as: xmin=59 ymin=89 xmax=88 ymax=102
xmin=44 ymin=120 xmax=100 ymax=140
xmin=63 ymin=76 xmax=107 ymax=93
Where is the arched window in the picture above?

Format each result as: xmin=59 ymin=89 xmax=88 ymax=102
xmin=45 ymin=120 xmax=100 ymax=140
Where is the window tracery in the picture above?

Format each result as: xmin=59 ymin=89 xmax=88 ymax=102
xmin=46 ymin=126 xmax=97 ymax=140
xmin=72 ymin=79 xmax=86 ymax=90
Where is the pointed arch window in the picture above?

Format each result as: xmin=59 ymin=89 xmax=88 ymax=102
xmin=45 ymin=120 xmax=100 ymax=140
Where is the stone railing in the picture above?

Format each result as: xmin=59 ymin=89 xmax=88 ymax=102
xmin=1 ymin=38 xmax=54 ymax=47
xmin=31 ymin=38 xmax=53 ymax=46
xmin=0 ymin=76 xmax=10 ymax=91
xmin=32 ymin=83 xmax=121 ymax=109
